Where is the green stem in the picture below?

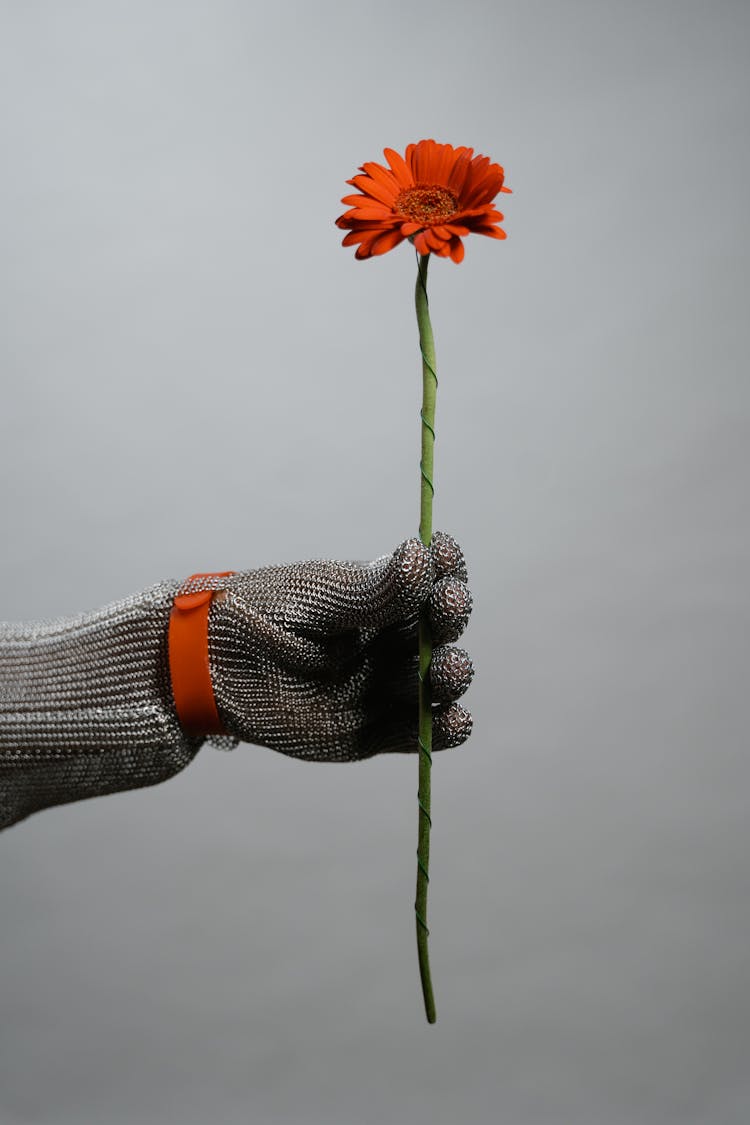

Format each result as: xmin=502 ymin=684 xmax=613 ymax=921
xmin=415 ymin=251 xmax=437 ymax=1024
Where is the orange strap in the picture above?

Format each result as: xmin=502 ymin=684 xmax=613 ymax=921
xmin=168 ymin=572 xmax=234 ymax=736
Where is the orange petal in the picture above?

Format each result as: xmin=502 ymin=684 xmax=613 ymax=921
xmin=447 ymin=149 xmax=473 ymax=196
xmin=474 ymin=225 xmax=507 ymax=239
xmin=370 ymin=228 xmax=405 ymax=255
xmin=449 ymin=236 xmax=465 ymax=263
xmin=430 ymin=140 xmax=463 ymax=186
xmin=410 ymin=139 xmax=440 ymax=184
xmin=345 ymin=205 xmax=394 ymax=221
xmin=460 ymin=161 xmax=506 ymax=208
xmin=412 ymin=230 xmax=431 ymax=255
xmin=340 ymin=193 xmax=383 ymax=207
xmin=341 ymin=230 xmax=367 ymax=247
xmin=336 ymin=208 xmax=365 ymax=224
xmin=350 ymin=174 xmax=398 ymax=207
xmin=354 ymin=230 xmax=385 ymax=258
xmin=423 ymin=227 xmax=448 ymax=252
xmin=361 ymin=161 xmax=401 ymax=198
xmin=339 ymin=221 xmax=395 ymax=235
xmin=430 ymin=143 xmax=455 ymax=187
xmin=461 ymin=176 xmax=498 ymax=209
xmin=383 ymin=147 xmax=413 ymax=187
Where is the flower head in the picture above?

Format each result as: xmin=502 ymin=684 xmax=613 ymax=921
xmin=336 ymin=139 xmax=511 ymax=264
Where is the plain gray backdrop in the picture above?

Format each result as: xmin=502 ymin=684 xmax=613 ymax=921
xmin=1 ymin=2 xmax=749 ymax=1123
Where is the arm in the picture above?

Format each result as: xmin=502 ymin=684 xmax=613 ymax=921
xmin=0 ymin=533 xmax=473 ymax=831
xmin=0 ymin=581 xmax=202 ymax=829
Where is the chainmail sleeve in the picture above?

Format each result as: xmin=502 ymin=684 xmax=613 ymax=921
xmin=0 ymin=581 xmax=203 ymax=830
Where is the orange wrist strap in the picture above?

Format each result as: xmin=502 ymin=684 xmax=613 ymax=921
xmin=168 ymin=572 xmax=234 ymax=736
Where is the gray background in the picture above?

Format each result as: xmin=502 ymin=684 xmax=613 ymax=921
xmin=1 ymin=1 xmax=749 ymax=1123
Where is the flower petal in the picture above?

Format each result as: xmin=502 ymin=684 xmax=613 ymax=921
xmin=361 ymin=161 xmax=401 ymax=197
xmin=473 ymin=225 xmax=507 ymax=239
xmin=354 ymin=231 xmax=385 ymax=258
xmin=340 ymin=193 xmax=386 ymax=207
xmin=370 ymin=228 xmax=406 ymax=255
xmin=340 ymin=204 xmax=394 ymax=221
xmin=423 ymin=227 xmax=448 ymax=252
xmin=412 ymin=230 xmax=432 ymax=256
xmin=383 ymin=147 xmax=413 ymax=187
xmin=447 ymin=149 xmax=473 ymax=196
xmin=350 ymin=174 xmax=399 ymax=207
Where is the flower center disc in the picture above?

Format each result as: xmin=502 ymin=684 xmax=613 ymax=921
xmin=395 ymin=185 xmax=459 ymax=224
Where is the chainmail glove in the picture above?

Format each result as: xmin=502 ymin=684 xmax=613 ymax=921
xmin=208 ymin=530 xmax=473 ymax=760
xmin=0 ymin=532 xmax=473 ymax=829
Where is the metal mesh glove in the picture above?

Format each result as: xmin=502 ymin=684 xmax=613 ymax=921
xmin=0 ymin=532 xmax=473 ymax=830
xmin=209 ymin=531 xmax=473 ymax=760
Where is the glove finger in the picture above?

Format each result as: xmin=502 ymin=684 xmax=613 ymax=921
xmin=428 ymin=577 xmax=473 ymax=644
xmin=307 ymin=537 xmax=432 ymax=633
xmin=324 ymin=533 xmax=465 ymax=637
xmin=211 ymin=596 xmax=339 ymax=677
xmin=430 ymin=646 xmax=474 ymax=704
xmin=365 ymin=532 xmax=470 ymax=653
xmin=433 ymin=702 xmax=473 ymax=749
xmin=430 ymin=530 xmax=468 ymax=582
xmin=369 ymin=701 xmax=473 ymax=756
xmin=384 ymin=645 xmax=474 ymax=705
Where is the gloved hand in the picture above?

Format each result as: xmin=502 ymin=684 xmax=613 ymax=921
xmin=0 ymin=532 xmax=473 ymax=829
xmin=208 ymin=530 xmax=474 ymax=760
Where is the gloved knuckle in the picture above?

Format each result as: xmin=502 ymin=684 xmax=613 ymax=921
xmin=430 ymin=530 xmax=468 ymax=581
xmin=431 ymin=645 xmax=474 ymax=702
xmin=434 ymin=703 xmax=473 ymax=749
xmin=429 ymin=577 xmax=473 ymax=641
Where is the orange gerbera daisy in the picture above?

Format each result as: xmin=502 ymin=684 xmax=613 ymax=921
xmin=335 ymin=139 xmax=511 ymax=264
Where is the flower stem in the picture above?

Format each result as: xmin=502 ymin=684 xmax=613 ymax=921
xmin=415 ymin=251 xmax=437 ymax=1024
